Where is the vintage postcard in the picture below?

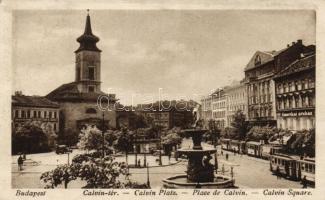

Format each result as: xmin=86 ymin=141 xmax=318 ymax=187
xmin=0 ymin=0 xmax=325 ymax=199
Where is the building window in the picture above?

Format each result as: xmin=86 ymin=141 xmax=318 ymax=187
xmin=88 ymin=86 xmax=95 ymax=92
xmin=309 ymin=79 xmax=315 ymax=88
xmin=38 ymin=111 xmax=41 ymax=118
xmin=88 ymin=67 xmax=95 ymax=80
xmin=49 ymin=111 xmax=52 ymax=119
xmin=54 ymin=123 xmax=57 ymax=131
xmin=44 ymin=111 xmax=47 ymax=118
xmin=15 ymin=110 xmax=19 ymax=118
xmin=33 ymin=110 xmax=37 ymax=118
xmin=27 ymin=110 xmax=30 ymax=118
xmin=54 ymin=111 xmax=57 ymax=119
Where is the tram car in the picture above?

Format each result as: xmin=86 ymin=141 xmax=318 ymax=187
xmin=296 ymin=157 xmax=315 ymax=184
xmin=229 ymin=140 xmax=246 ymax=154
xmin=269 ymin=153 xmax=299 ymax=180
xmin=245 ymin=141 xmax=262 ymax=157
xmin=260 ymin=144 xmax=283 ymax=160
xmin=220 ymin=138 xmax=231 ymax=150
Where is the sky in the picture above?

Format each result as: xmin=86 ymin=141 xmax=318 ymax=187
xmin=12 ymin=10 xmax=315 ymax=105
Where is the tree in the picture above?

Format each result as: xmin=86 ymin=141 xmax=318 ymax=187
xmin=13 ymin=123 xmax=50 ymax=154
xmin=40 ymin=154 xmax=130 ymax=189
xmin=231 ymin=110 xmax=249 ymax=140
xmin=78 ymin=125 xmax=116 ymax=154
xmin=161 ymin=127 xmax=183 ymax=155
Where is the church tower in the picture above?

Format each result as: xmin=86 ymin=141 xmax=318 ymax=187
xmin=75 ymin=12 xmax=101 ymax=93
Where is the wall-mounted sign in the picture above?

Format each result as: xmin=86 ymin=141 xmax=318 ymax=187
xmin=281 ymin=110 xmax=314 ymax=117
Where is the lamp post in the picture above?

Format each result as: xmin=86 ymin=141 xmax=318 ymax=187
xmin=135 ymin=131 xmax=138 ymax=167
xmin=146 ymin=162 xmax=150 ymax=188
xmin=102 ymin=112 xmax=105 ymax=158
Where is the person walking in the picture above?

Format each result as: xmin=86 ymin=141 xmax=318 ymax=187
xmin=301 ymin=176 xmax=308 ymax=188
xmin=17 ymin=155 xmax=23 ymax=171
xmin=276 ymin=166 xmax=281 ymax=180
xmin=226 ymin=153 xmax=229 ymax=161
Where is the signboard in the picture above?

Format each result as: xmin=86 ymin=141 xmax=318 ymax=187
xmin=281 ymin=111 xmax=314 ymax=117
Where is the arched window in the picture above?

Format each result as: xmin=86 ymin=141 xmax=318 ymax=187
xmin=86 ymin=108 xmax=97 ymax=114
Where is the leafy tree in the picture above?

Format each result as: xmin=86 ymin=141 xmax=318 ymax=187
xmin=161 ymin=127 xmax=183 ymax=155
xmin=231 ymin=110 xmax=249 ymax=140
xmin=58 ymin=128 xmax=79 ymax=147
xmin=78 ymin=125 xmax=116 ymax=154
xmin=13 ymin=123 xmax=50 ymax=154
xmin=40 ymin=154 xmax=131 ymax=189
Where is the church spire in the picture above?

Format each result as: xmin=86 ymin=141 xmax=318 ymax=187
xmin=75 ymin=10 xmax=101 ymax=53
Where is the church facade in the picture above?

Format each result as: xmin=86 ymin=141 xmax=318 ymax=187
xmin=47 ymin=13 xmax=117 ymax=135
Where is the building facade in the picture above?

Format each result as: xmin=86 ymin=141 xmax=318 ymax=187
xmin=225 ymin=82 xmax=247 ymax=127
xmin=244 ymin=40 xmax=315 ymax=127
xmin=47 ymin=13 xmax=117 ymax=134
xmin=12 ymin=92 xmax=60 ymax=133
xmin=200 ymin=94 xmax=213 ymax=124
xmin=274 ymin=53 xmax=315 ymax=131
xmin=211 ymin=88 xmax=227 ymax=129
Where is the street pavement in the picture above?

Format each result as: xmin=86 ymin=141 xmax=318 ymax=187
xmin=12 ymin=139 xmax=304 ymax=189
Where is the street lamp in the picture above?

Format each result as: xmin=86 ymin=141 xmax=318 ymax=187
xmin=146 ymin=162 xmax=150 ymax=188
xmin=102 ymin=112 xmax=105 ymax=158
xmin=135 ymin=131 xmax=138 ymax=167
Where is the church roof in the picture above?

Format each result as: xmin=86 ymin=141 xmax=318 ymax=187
xmin=12 ymin=95 xmax=59 ymax=108
xmin=75 ymin=13 xmax=101 ymax=53
xmin=46 ymin=82 xmax=115 ymax=103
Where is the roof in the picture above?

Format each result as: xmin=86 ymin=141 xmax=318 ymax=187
xmin=12 ymin=95 xmax=59 ymax=108
xmin=244 ymin=49 xmax=284 ymax=71
xmin=274 ymin=54 xmax=315 ymax=79
xmin=75 ymin=14 xmax=101 ymax=53
xmin=46 ymin=82 xmax=115 ymax=103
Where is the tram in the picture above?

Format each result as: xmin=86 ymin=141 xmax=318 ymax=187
xmin=220 ymin=138 xmax=231 ymax=150
xmin=229 ymin=140 xmax=246 ymax=154
xmin=245 ymin=141 xmax=262 ymax=157
xmin=269 ymin=153 xmax=299 ymax=180
xmin=296 ymin=157 xmax=315 ymax=184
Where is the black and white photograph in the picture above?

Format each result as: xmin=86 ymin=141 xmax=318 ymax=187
xmin=1 ymin=0 xmax=325 ymax=199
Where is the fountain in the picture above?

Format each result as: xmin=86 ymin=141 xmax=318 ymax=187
xmin=162 ymin=105 xmax=235 ymax=189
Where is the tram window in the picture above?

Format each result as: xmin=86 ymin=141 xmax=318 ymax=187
xmin=309 ymin=164 xmax=313 ymax=173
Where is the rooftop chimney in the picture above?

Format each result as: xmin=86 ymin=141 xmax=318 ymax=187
xmin=287 ymin=44 xmax=290 ymax=47
xmin=292 ymin=42 xmax=296 ymax=45
xmin=297 ymin=39 xmax=302 ymax=45
xmin=15 ymin=91 xmax=23 ymax=96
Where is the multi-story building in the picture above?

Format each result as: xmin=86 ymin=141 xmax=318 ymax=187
xmin=244 ymin=40 xmax=315 ymax=127
xmin=12 ymin=91 xmax=60 ymax=133
xmin=200 ymin=94 xmax=213 ymax=124
xmin=47 ymin=13 xmax=117 ymax=134
xmin=211 ymin=88 xmax=227 ymax=129
xmin=274 ymin=52 xmax=315 ymax=131
xmin=225 ymin=81 xmax=247 ymax=127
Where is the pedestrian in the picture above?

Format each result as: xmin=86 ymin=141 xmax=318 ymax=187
xmin=17 ymin=155 xmax=23 ymax=171
xmin=221 ymin=150 xmax=223 ymax=156
xmin=138 ymin=159 xmax=141 ymax=167
xmin=301 ymin=176 xmax=308 ymax=188
xmin=226 ymin=153 xmax=229 ymax=161
xmin=276 ymin=166 xmax=281 ymax=180
xmin=168 ymin=153 xmax=171 ymax=162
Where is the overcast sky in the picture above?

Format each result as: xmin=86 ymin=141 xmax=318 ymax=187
xmin=13 ymin=10 xmax=315 ymax=105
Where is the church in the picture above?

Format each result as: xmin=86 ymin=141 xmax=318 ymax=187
xmin=47 ymin=12 xmax=117 ymax=134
